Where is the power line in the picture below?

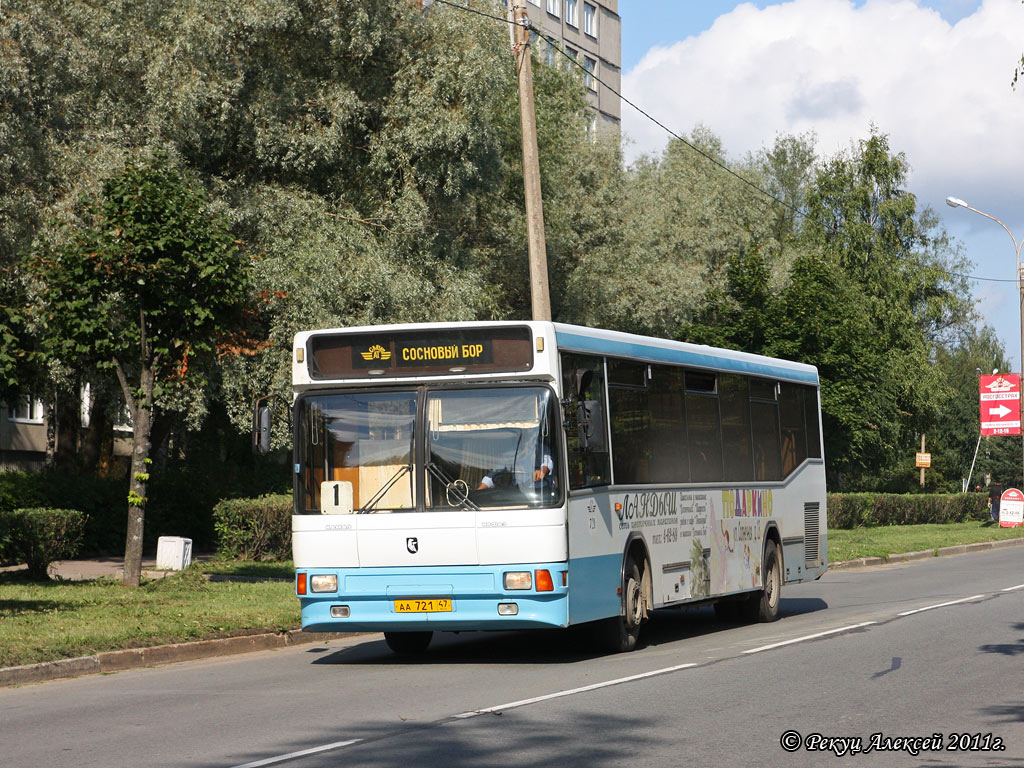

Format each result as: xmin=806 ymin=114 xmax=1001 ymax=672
xmin=431 ymin=0 xmax=1018 ymax=286
xmin=430 ymin=0 xmax=528 ymax=28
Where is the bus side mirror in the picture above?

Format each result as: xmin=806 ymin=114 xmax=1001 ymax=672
xmin=572 ymin=369 xmax=595 ymax=450
xmin=573 ymin=368 xmax=593 ymax=399
xmin=252 ymin=396 xmax=272 ymax=455
xmin=576 ymin=401 xmax=591 ymax=451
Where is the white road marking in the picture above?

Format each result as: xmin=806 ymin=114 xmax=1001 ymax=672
xmin=897 ymin=594 xmax=986 ymax=616
xmin=742 ymin=622 xmax=876 ymax=654
xmin=230 ymin=739 xmax=363 ymax=768
xmin=226 ymin=584 xmax=1018 ymax=766
xmin=453 ymin=663 xmax=699 ymax=719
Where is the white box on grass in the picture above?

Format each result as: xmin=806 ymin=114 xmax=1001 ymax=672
xmin=156 ymin=536 xmax=193 ymax=570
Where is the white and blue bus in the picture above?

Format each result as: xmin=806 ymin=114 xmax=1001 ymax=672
xmin=254 ymin=321 xmax=827 ymax=654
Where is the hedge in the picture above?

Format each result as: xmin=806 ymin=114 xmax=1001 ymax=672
xmin=0 ymin=465 xmax=289 ymax=556
xmin=0 ymin=508 xmax=88 ymax=579
xmin=212 ymin=494 xmax=292 ymax=561
xmin=827 ymin=493 xmax=989 ymax=529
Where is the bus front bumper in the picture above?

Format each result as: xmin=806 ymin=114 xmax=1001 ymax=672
xmin=297 ymin=563 xmax=570 ymax=632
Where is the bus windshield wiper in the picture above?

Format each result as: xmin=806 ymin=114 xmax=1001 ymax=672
xmin=426 ymin=461 xmax=479 ymax=511
xmin=357 ymin=464 xmax=411 ymax=513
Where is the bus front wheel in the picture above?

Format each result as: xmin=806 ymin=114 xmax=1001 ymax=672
xmin=742 ymin=539 xmax=781 ymax=623
xmin=384 ymin=631 xmax=433 ymax=655
xmin=596 ymin=556 xmax=644 ymax=653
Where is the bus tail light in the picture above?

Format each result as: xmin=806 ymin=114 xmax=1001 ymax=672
xmin=297 ymin=573 xmax=307 ymax=595
xmin=535 ymin=569 xmax=554 ymax=592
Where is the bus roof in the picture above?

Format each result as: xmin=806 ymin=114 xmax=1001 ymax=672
xmin=293 ymin=321 xmax=819 ymax=386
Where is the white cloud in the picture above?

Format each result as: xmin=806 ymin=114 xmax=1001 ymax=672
xmin=623 ymin=0 xmax=1022 ymax=195
xmin=622 ymin=0 xmax=1024 ymax=367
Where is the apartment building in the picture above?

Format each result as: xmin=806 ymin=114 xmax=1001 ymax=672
xmin=0 ymin=392 xmax=131 ymax=471
xmin=521 ymin=0 xmax=621 ymax=133
xmin=0 ymin=398 xmax=47 ymax=471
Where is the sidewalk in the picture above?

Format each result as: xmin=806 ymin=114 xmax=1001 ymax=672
xmin=0 ymin=555 xmax=215 ymax=581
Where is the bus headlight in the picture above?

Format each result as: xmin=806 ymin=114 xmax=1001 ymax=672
xmin=503 ymin=571 xmax=532 ymax=590
xmin=310 ymin=574 xmax=338 ymax=593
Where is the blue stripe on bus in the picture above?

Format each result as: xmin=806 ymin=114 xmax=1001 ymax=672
xmin=567 ymin=553 xmax=622 ymax=625
xmin=555 ymin=331 xmax=819 ymax=384
xmin=298 ymin=562 xmax=570 ymax=632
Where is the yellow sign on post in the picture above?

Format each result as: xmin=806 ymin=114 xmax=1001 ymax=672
xmin=915 ymin=452 xmax=931 ymax=468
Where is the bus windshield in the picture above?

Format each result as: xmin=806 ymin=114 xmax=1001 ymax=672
xmin=427 ymin=387 xmax=559 ymax=510
xmin=298 ymin=386 xmax=560 ymax=513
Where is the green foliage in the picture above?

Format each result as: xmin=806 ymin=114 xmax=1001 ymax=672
xmin=0 ymin=471 xmax=123 ymax=554
xmin=0 ymin=1 xmax=1002 ymax=497
xmin=29 ymin=152 xmax=249 ymax=395
xmin=0 ymin=507 xmax=88 ymax=579
xmin=681 ymin=129 xmax=978 ymax=490
xmin=212 ymin=494 xmax=292 ymax=561
xmin=926 ymin=328 xmax=1021 ymax=491
xmin=827 ymin=493 xmax=988 ymax=529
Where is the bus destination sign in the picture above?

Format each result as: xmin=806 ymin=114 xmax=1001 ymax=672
xmin=391 ymin=341 xmax=491 ymax=368
xmin=308 ymin=326 xmax=534 ymax=379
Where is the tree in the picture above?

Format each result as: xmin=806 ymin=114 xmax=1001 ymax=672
xmin=930 ymin=329 xmax=1020 ymax=491
xmin=679 ymin=130 xmax=978 ymax=489
xmin=29 ymin=154 xmax=249 ymax=585
xmin=564 ymin=127 xmax=774 ymax=338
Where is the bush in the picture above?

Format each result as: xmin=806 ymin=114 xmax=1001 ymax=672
xmin=0 ymin=461 xmax=290 ymax=556
xmin=212 ymin=494 xmax=292 ymax=561
xmin=0 ymin=508 xmax=88 ymax=579
xmin=828 ymin=493 xmax=989 ymax=529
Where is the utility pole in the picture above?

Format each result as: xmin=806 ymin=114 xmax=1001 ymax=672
xmin=510 ymin=0 xmax=552 ymax=321
xmin=920 ymin=433 xmax=926 ymax=488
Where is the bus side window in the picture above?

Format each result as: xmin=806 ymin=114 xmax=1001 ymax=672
xmin=562 ymin=352 xmax=611 ymax=489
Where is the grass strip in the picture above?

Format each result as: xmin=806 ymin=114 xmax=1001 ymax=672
xmin=0 ymin=568 xmax=297 ymax=669
xmin=1 ymin=524 xmax=1022 ymax=669
xmin=826 ymin=520 xmax=1023 ymax=562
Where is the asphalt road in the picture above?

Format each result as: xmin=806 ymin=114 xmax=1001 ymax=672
xmin=2 ymin=547 xmax=1022 ymax=768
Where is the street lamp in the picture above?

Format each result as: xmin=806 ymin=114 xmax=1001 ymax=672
xmin=946 ymin=196 xmax=1024 ymax=487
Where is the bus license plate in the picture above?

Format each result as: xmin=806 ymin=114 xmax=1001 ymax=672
xmin=394 ymin=598 xmax=452 ymax=613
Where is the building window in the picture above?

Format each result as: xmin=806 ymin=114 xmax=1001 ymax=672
xmin=586 ymin=112 xmax=598 ymax=139
xmin=8 ymin=396 xmax=44 ymax=424
xmin=528 ymin=0 xmax=541 ymax=5
xmin=565 ymin=0 xmax=578 ymax=27
xmin=584 ymin=3 xmax=597 ymax=36
xmin=583 ymin=56 xmax=597 ymax=90
xmin=544 ymin=39 xmax=557 ymax=66
xmin=565 ymin=45 xmax=578 ymax=72
xmin=546 ymin=0 xmax=558 ymax=17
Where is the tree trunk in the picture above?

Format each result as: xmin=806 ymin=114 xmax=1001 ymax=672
xmin=122 ymin=365 xmax=155 ymax=588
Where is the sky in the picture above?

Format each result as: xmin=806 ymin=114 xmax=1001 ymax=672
xmin=617 ymin=0 xmax=1024 ymax=371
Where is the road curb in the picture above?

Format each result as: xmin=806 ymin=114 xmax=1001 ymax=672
xmin=4 ymin=538 xmax=1023 ymax=687
xmin=0 ymin=629 xmax=360 ymax=688
xmin=832 ymin=535 xmax=1024 ymax=570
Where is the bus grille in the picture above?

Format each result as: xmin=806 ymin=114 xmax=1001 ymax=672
xmin=804 ymin=502 xmax=820 ymax=565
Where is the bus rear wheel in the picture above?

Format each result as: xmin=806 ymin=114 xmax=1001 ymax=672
xmin=596 ymin=557 xmax=644 ymax=653
xmin=741 ymin=539 xmax=781 ymax=623
xmin=384 ymin=631 xmax=433 ymax=655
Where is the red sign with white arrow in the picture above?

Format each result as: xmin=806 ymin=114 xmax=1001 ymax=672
xmin=980 ymin=373 xmax=1021 ymax=436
